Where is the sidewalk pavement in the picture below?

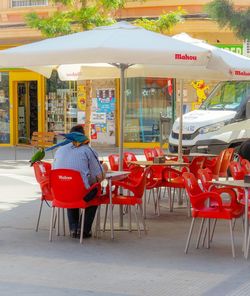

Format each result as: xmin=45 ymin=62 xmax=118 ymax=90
xmin=0 ymin=146 xmax=145 ymax=161
xmin=0 ymin=160 xmax=250 ymax=295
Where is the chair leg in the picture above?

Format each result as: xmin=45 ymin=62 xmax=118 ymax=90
xmin=62 ymin=209 xmax=66 ymax=236
xmin=143 ymin=191 xmax=147 ymax=219
xmin=94 ymin=206 xmax=101 ymax=238
xmin=246 ymin=223 xmax=250 ymax=259
xmin=229 ymin=220 xmax=236 ymax=258
xmin=206 ymin=219 xmax=210 ymax=249
xmin=152 ymin=189 xmax=157 ymax=214
xmin=196 ymin=218 xmax=205 ymax=249
xmin=56 ymin=208 xmax=60 ymax=236
xmin=156 ymin=188 xmax=160 ymax=216
xmin=210 ymin=219 xmax=217 ymax=242
xmin=232 ymin=218 xmax=236 ymax=230
xmin=128 ymin=206 xmax=132 ymax=232
xmin=36 ymin=200 xmax=44 ymax=232
xmin=162 ymin=187 xmax=166 ymax=199
xmin=185 ymin=217 xmax=195 ymax=254
xmin=49 ymin=207 xmax=55 ymax=242
xmin=139 ymin=204 xmax=147 ymax=235
xmin=147 ymin=189 xmax=152 ymax=204
xmin=134 ymin=206 xmax=141 ymax=238
xmin=53 ymin=210 xmax=57 ymax=229
xmin=171 ymin=188 xmax=176 ymax=212
xmin=168 ymin=187 xmax=172 ymax=212
xmin=103 ymin=205 xmax=108 ymax=232
xmin=80 ymin=209 xmax=84 ymax=244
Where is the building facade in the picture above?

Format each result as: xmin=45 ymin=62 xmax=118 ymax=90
xmin=0 ymin=0 xmax=247 ymax=148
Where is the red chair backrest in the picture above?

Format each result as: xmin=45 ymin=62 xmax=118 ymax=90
xmin=207 ymin=149 xmax=225 ymax=177
xmin=229 ymin=161 xmax=245 ymax=180
xmin=108 ymin=154 xmax=119 ymax=171
xmin=33 ymin=161 xmax=51 ymax=183
xmin=144 ymin=148 xmax=157 ymax=161
xmin=50 ymin=169 xmax=87 ymax=204
xmin=188 ymin=156 xmax=205 ymax=178
xmin=134 ymin=167 xmax=151 ymax=198
xmin=241 ymin=159 xmax=250 ymax=174
xmin=198 ymin=168 xmax=212 ymax=191
xmin=219 ymin=148 xmax=234 ymax=177
xmin=154 ymin=147 xmax=164 ymax=157
xmin=183 ymin=172 xmax=203 ymax=200
xmin=124 ymin=152 xmax=137 ymax=162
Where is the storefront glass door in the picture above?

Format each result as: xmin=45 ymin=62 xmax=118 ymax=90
xmin=17 ymin=81 xmax=38 ymax=144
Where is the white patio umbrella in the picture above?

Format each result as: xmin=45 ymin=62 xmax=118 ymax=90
xmin=173 ymin=33 xmax=250 ymax=80
xmin=171 ymin=33 xmax=250 ymax=155
xmin=0 ymin=22 xmax=232 ymax=166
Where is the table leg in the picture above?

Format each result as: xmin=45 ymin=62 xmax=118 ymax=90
xmin=109 ymin=178 xmax=114 ymax=240
xmin=244 ymin=188 xmax=248 ymax=258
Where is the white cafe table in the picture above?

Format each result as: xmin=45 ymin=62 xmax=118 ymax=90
xmin=105 ymin=171 xmax=130 ymax=239
xmin=165 ymin=152 xmax=218 ymax=159
xmin=211 ymin=179 xmax=250 ymax=258
xmin=128 ymin=160 xmax=187 ymax=167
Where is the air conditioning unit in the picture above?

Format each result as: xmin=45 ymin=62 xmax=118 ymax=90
xmin=243 ymin=40 xmax=250 ymax=57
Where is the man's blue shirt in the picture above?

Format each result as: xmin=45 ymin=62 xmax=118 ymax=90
xmin=53 ymin=143 xmax=103 ymax=188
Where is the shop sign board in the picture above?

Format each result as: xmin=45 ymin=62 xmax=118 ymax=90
xmin=215 ymin=44 xmax=243 ymax=55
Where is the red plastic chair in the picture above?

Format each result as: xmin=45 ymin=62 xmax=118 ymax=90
xmin=187 ymin=156 xmax=205 ymax=178
xmin=144 ymin=148 xmax=158 ymax=161
xmin=123 ymin=152 xmax=138 ymax=170
xmin=183 ymin=172 xmax=243 ymax=257
xmin=219 ymin=148 xmax=234 ymax=178
xmin=229 ymin=162 xmax=245 ymax=180
xmin=108 ymin=154 xmax=119 ymax=171
xmin=33 ymin=161 xmax=53 ymax=232
xmin=161 ymin=166 xmax=186 ymax=212
xmin=103 ymin=167 xmax=151 ymax=237
xmin=198 ymin=168 xmax=242 ymax=208
xmin=49 ymin=169 xmax=102 ymax=243
xmin=154 ymin=147 xmax=164 ymax=157
xmin=143 ymin=167 xmax=163 ymax=217
xmin=241 ymin=159 xmax=250 ymax=175
xmin=124 ymin=152 xmax=137 ymax=162
xmin=204 ymin=149 xmax=225 ymax=179
xmin=33 ymin=161 xmax=51 ymax=183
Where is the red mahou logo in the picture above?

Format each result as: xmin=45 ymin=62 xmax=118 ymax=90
xmin=234 ymin=70 xmax=250 ymax=76
xmin=175 ymin=53 xmax=197 ymax=61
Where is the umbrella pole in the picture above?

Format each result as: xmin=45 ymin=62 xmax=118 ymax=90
xmin=118 ymin=64 xmax=129 ymax=171
xmin=178 ymin=79 xmax=184 ymax=162
xmin=118 ymin=63 xmax=129 ymax=228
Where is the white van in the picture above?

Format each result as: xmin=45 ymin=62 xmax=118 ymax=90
xmin=169 ymin=81 xmax=250 ymax=154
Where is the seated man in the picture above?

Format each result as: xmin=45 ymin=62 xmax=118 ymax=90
xmin=53 ymin=124 xmax=105 ymax=238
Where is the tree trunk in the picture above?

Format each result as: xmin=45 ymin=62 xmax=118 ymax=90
xmin=84 ymin=80 xmax=92 ymax=140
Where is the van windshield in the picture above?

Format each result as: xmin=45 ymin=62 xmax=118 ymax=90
xmin=200 ymin=81 xmax=250 ymax=111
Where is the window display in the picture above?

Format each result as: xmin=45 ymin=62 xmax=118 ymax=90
xmin=124 ymin=77 xmax=172 ymax=143
xmin=46 ymin=72 xmax=77 ymax=133
xmin=0 ymin=72 xmax=10 ymax=144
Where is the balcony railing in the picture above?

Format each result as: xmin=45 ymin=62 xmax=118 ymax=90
xmin=11 ymin=0 xmax=49 ymax=8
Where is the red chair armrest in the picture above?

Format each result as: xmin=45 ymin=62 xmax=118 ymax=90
xmin=194 ymin=192 xmax=223 ymax=209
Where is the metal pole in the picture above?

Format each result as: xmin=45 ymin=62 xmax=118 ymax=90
xmin=178 ymin=79 xmax=184 ymax=162
xmin=118 ymin=64 xmax=128 ymax=171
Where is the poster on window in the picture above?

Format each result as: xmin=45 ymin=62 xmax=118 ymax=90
xmin=91 ymin=112 xmax=106 ymax=124
xmin=96 ymin=89 xmax=115 ymax=112
xmin=89 ymin=88 xmax=116 ymax=144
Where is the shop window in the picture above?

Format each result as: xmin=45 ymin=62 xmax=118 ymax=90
xmin=46 ymin=71 xmax=77 ymax=133
xmin=0 ymin=72 xmax=10 ymax=144
xmin=11 ymin=0 xmax=48 ymax=8
xmin=124 ymin=77 xmax=172 ymax=143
